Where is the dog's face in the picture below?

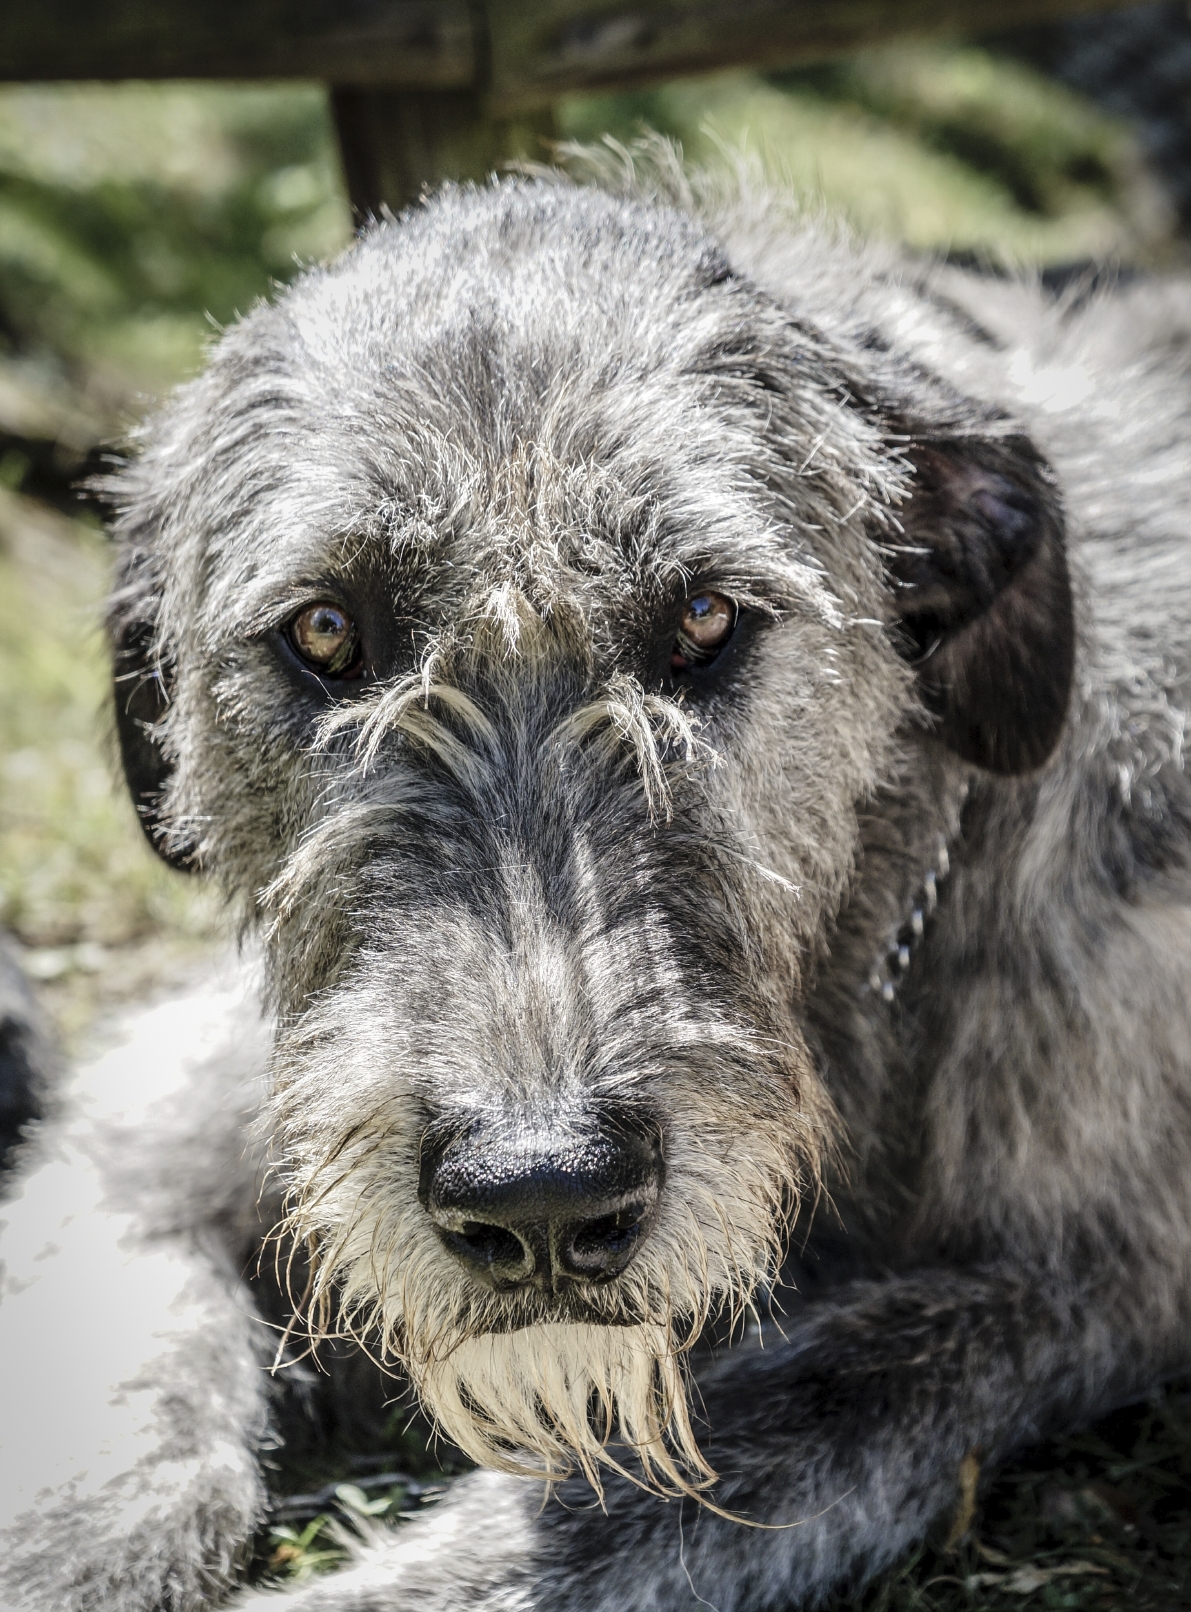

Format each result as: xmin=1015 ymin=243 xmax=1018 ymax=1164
xmin=108 ymin=181 xmax=1072 ymax=1490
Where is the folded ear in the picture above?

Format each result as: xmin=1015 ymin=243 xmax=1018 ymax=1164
xmin=885 ymin=434 xmax=1074 ymax=774
xmin=110 ymin=616 xmax=198 ymax=872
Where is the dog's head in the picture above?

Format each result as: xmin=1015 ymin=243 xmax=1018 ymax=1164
xmin=106 ymin=177 xmax=1072 ymax=1492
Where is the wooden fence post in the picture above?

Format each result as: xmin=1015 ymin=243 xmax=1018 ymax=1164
xmin=330 ymin=87 xmax=556 ymax=216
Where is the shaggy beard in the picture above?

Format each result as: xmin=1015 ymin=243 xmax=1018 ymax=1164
xmin=416 ymin=1320 xmax=712 ymax=1496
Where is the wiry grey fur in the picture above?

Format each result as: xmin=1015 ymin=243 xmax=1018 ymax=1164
xmin=2 ymin=148 xmax=1191 ymax=1610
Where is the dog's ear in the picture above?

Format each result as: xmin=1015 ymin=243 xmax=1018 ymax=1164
xmin=884 ymin=434 xmax=1074 ymax=774
xmin=110 ymin=617 xmax=198 ymax=873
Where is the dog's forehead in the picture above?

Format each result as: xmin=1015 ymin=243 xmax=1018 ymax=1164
xmin=188 ymin=184 xmax=861 ymax=639
xmin=181 ymin=184 xmax=883 ymax=648
xmin=290 ymin=190 xmax=727 ymax=427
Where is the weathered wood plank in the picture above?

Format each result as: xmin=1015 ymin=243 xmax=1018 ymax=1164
xmin=486 ymin=0 xmax=1140 ymax=109
xmin=0 ymin=0 xmax=474 ymax=86
xmin=1 ymin=0 xmax=1137 ymax=93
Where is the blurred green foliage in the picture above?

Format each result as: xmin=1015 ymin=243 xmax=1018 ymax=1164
xmin=0 ymin=83 xmax=351 ymax=402
xmin=0 ymin=85 xmax=351 ymax=1030
xmin=0 ymin=489 xmax=220 ymax=1042
xmin=560 ymin=46 xmax=1172 ymax=264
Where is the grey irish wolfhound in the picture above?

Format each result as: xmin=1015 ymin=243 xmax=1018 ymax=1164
xmin=2 ymin=154 xmax=1191 ymax=1611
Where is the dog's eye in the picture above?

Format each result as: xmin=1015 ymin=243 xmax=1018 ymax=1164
xmin=288 ymin=603 xmax=364 ymax=678
xmin=672 ymin=591 xmax=737 ymax=672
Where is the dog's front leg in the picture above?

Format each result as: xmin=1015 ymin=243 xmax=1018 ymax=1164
xmin=232 ymin=1262 xmax=1149 ymax=1611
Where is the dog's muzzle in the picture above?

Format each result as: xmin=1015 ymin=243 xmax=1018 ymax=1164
xmin=418 ymin=1107 xmax=663 ymax=1294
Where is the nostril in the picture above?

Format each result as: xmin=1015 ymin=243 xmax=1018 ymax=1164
xmin=561 ymin=1199 xmax=653 ymax=1279
xmin=571 ymin=1204 xmax=648 ymax=1258
xmin=440 ymin=1219 xmax=535 ymax=1283
xmin=457 ymin=1221 xmax=528 ymax=1269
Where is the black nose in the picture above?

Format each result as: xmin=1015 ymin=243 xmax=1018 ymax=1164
xmin=419 ymin=1107 xmax=663 ymax=1293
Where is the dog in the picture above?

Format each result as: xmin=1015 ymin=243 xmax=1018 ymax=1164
xmin=2 ymin=151 xmax=1190 ymax=1611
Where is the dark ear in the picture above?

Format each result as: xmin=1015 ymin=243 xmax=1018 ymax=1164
xmin=111 ymin=618 xmax=198 ymax=872
xmin=885 ymin=435 xmax=1074 ymax=774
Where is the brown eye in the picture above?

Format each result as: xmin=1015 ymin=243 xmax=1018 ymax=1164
xmin=672 ymin=591 xmax=737 ymax=672
xmin=288 ymin=602 xmax=363 ymax=678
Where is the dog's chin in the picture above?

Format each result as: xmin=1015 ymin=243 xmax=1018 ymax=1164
xmin=409 ymin=1313 xmax=716 ymax=1498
